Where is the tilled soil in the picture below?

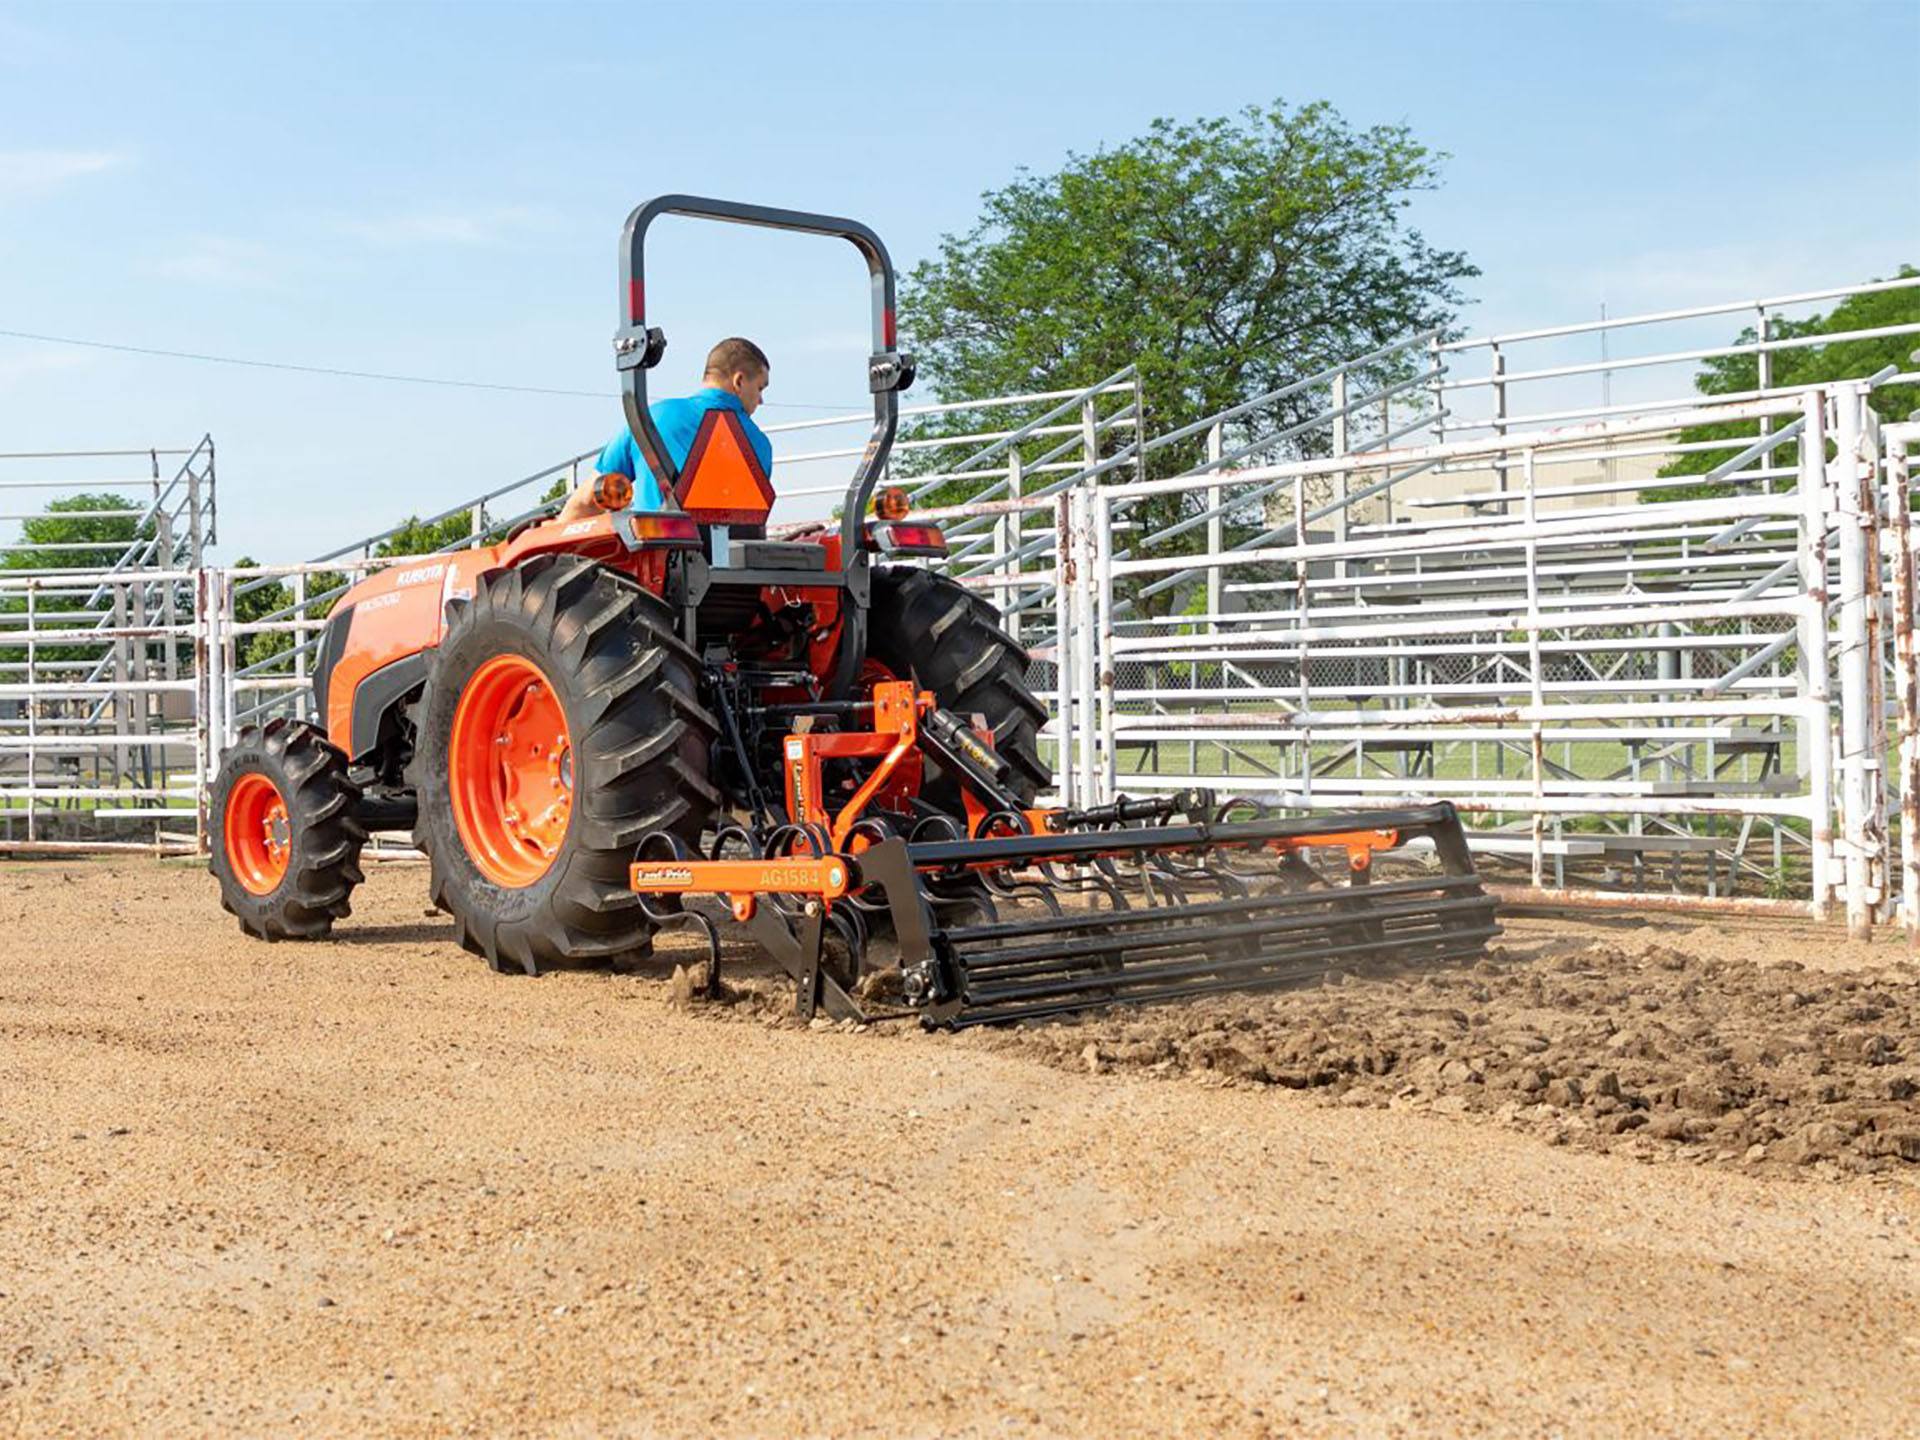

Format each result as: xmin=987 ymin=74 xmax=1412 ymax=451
xmin=959 ymin=922 xmax=1920 ymax=1177
xmin=4 ymin=859 xmax=1920 ymax=1437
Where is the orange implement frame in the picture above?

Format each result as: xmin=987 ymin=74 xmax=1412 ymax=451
xmin=629 ymin=854 xmax=853 ymax=922
xmin=1273 ymin=829 xmax=1401 ymax=873
xmin=631 ymin=676 xmax=1408 ymax=930
xmin=783 ymin=681 xmax=924 ymax=851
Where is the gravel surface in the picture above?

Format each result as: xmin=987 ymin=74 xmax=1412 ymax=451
xmin=4 ymin=859 xmax=1919 ymax=1437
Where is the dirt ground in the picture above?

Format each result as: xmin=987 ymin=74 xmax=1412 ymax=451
xmin=4 ymin=860 xmax=1919 ymax=1437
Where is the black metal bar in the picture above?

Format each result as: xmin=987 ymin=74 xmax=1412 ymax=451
xmin=931 ymin=923 xmax=1500 ymax=1029
xmin=700 ymin=566 xmax=852 ymax=590
xmin=948 ymin=922 xmax=1496 ymax=1012
xmin=956 ymin=893 xmax=1496 ymax=977
xmin=351 ymin=795 xmax=417 ymax=830
xmin=942 ymin=873 xmax=1479 ymax=947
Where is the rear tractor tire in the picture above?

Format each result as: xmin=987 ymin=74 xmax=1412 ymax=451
xmin=868 ymin=565 xmax=1051 ymax=813
xmin=407 ymin=554 xmax=719 ymax=975
xmin=209 ymin=718 xmax=367 ymax=940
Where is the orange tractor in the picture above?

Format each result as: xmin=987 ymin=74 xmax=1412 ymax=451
xmin=210 ymin=196 xmax=1497 ymax=1027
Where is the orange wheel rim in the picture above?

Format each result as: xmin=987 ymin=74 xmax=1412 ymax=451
xmin=449 ymin=654 xmax=574 ymax=888
xmin=225 ymin=772 xmax=291 ymax=895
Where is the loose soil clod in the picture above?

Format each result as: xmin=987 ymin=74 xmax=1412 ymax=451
xmin=963 ymin=928 xmax=1920 ymax=1176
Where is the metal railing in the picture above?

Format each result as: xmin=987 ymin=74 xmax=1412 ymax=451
xmin=7 ymin=274 xmax=1917 ymax=926
xmin=0 ymin=440 xmax=214 ymax=850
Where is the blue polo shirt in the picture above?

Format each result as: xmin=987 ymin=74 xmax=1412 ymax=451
xmin=597 ymin=388 xmax=775 ymax=511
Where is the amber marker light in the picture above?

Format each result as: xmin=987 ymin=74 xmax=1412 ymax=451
xmin=592 ymin=473 xmax=634 ymax=511
xmin=874 ymin=485 xmax=911 ymax=521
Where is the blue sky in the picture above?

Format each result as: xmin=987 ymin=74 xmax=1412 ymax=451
xmin=1 ymin=0 xmax=1914 ymax=560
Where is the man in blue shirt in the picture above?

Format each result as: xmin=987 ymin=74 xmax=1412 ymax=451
xmin=557 ymin=336 xmax=775 ymax=521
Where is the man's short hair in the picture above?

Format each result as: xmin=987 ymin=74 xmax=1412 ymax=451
xmin=704 ymin=337 xmax=769 ymax=380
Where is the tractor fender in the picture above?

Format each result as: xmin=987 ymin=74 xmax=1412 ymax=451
xmin=317 ymin=513 xmax=666 ymax=758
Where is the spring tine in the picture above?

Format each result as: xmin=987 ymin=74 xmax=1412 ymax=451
xmin=982 ymin=874 xmax=1062 ymax=917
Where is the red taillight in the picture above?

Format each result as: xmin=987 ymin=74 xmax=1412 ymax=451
xmin=631 ymin=514 xmax=700 ymax=548
xmin=863 ymin=521 xmax=947 ymax=556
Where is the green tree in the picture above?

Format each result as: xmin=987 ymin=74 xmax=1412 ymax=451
xmin=2 ymin=492 xmax=148 ymax=570
xmin=375 ymin=509 xmax=477 ymax=557
xmin=229 ymin=558 xmax=347 ymax=674
xmin=0 ymin=493 xmax=151 ymax=667
xmin=899 ymin=99 xmax=1475 ymax=603
xmin=1650 ymin=267 xmax=1919 ymax=500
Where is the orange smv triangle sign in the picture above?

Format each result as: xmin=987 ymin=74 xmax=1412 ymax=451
xmin=674 ymin=408 xmax=776 ymax=526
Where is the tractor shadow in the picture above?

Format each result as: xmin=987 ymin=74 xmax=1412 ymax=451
xmin=331 ymin=918 xmax=795 ymax=982
xmin=332 ymin=921 xmax=457 ymax=947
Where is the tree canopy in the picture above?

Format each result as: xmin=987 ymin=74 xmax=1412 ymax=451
xmin=1652 ymin=267 xmax=1918 ymax=498
xmin=0 ymin=494 xmax=151 ymax=667
xmin=374 ymin=510 xmax=478 ymax=558
xmin=900 ymin=99 xmax=1476 ymax=473
xmin=0 ymin=492 xmax=147 ymax=574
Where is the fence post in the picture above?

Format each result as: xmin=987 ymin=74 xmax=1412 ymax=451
xmin=292 ymin=570 xmax=310 ymax=711
xmin=1882 ymin=434 xmax=1918 ymax=942
xmin=203 ymin=437 xmax=217 ymax=549
xmin=1833 ymin=387 xmax=1886 ymax=937
xmin=1294 ymin=466 xmax=1312 ymax=807
xmin=1796 ymin=390 xmax=1835 ymax=920
xmin=157 ymin=509 xmax=178 ymax=684
xmin=1864 ymin=404 xmax=1891 ymax=924
xmin=1053 ymin=492 xmax=1076 ymax=809
xmin=130 ymin=577 xmax=151 ymax=795
xmin=220 ymin=569 xmax=239 ymax=758
xmin=193 ymin=569 xmax=211 ymax=852
xmin=1490 ymin=345 xmax=1509 ymax=501
xmin=111 ymin=584 xmax=131 ymax=798
xmin=1094 ymin=488 xmax=1117 ymax=804
xmin=1128 ymin=369 xmax=1147 ymax=488
xmin=186 ymin=461 xmax=205 ymax=570
xmin=1523 ymin=449 xmax=1546 ymax=890
xmin=1000 ymin=452 xmax=1022 ymax=643
xmin=1379 ymin=393 xmax=1394 ymax=527
xmin=1205 ymin=422 xmax=1224 ymax=629
xmin=24 ymin=578 xmax=38 ymax=844
xmin=1757 ymin=307 xmax=1774 ymax=493
xmin=1331 ymin=368 xmax=1350 ymax=580
xmin=1073 ymin=484 xmax=1098 ymax=807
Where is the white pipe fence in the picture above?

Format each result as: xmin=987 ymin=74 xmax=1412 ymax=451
xmin=5 ymin=274 xmax=1916 ymax=932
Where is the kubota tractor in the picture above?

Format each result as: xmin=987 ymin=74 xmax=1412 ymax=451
xmin=210 ymin=196 xmax=1497 ymax=1027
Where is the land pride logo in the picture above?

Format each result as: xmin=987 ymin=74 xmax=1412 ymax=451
xmin=632 ymin=865 xmax=695 ymax=888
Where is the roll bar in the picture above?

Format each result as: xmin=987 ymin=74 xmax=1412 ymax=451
xmin=614 ymin=195 xmax=915 ymax=566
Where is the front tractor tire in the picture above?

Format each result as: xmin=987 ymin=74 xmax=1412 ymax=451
xmin=209 ymin=719 xmax=367 ymax=940
xmin=868 ymin=565 xmax=1051 ymax=811
xmin=407 ymin=554 xmax=718 ymax=975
